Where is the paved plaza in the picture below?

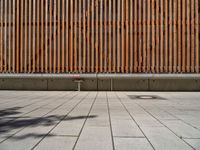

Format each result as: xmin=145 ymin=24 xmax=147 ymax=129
xmin=0 ymin=91 xmax=200 ymax=150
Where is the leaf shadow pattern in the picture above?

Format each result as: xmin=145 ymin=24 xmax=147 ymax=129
xmin=0 ymin=107 xmax=97 ymax=140
xmin=0 ymin=107 xmax=22 ymax=117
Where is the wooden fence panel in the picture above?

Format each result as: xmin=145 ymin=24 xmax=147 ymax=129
xmin=0 ymin=0 xmax=199 ymax=73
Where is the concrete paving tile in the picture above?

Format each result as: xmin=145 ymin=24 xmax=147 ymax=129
xmin=74 ymin=127 xmax=113 ymax=150
xmin=111 ymin=119 xmax=144 ymax=137
xmin=0 ymin=135 xmax=10 ymax=143
xmin=162 ymin=120 xmax=200 ymax=138
xmin=34 ymin=136 xmax=77 ymax=150
xmin=181 ymin=119 xmax=200 ymax=130
xmin=142 ymin=127 xmax=193 ymax=150
xmin=185 ymin=139 xmax=200 ymax=150
xmin=108 ymin=99 xmax=143 ymax=137
xmin=140 ymin=105 xmax=177 ymax=120
xmin=114 ymin=138 xmax=154 ymax=150
xmin=132 ymin=116 xmax=163 ymax=127
xmin=51 ymin=100 xmax=95 ymax=136
xmin=1 ymin=92 xmax=200 ymax=150
xmin=0 ymin=135 xmax=44 ymax=150
xmin=119 ymin=104 xmax=163 ymax=127
xmin=52 ymin=120 xmax=84 ymax=136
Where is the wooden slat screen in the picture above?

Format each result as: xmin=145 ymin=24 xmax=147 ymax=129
xmin=0 ymin=0 xmax=199 ymax=73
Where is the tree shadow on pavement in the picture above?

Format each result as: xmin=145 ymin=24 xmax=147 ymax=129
xmin=0 ymin=107 xmax=97 ymax=140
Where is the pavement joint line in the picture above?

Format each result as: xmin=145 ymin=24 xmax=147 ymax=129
xmin=153 ymin=102 xmax=200 ymax=133
xmin=0 ymin=92 xmax=51 ymax=108
xmin=0 ymin=92 xmax=70 ymax=122
xmin=0 ymin=92 xmax=77 ymax=143
xmin=141 ymin=96 xmax=200 ymax=132
xmin=115 ymin=92 xmax=156 ymax=150
xmin=106 ymin=92 xmax=116 ymax=150
xmin=0 ymin=92 xmax=65 ymax=114
xmin=0 ymin=95 xmax=38 ymax=106
xmin=54 ymin=135 xmax=79 ymax=138
xmin=32 ymin=92 xmax=91 ymax=150
xmin=0 ymin=95 xmax=28 ymax=105
xmin=0 ymin=92 xmax=80 ymax=144
xmin=134 ymin=100 xmax=196 ymax=150
xmin=0 ymin=92 xmax=51 ymax=105
xmin=0 ymin=93 xmax=35 ymax=104
xmin=113 ymin=136 xmax=145 ymax=139
xmin=72 ymin=92 xmax=98 ymax=150
xmin=183 ymin=138 xmax=200 ymax=139
xmin=0 ymin=92 xmax=73 ymax=127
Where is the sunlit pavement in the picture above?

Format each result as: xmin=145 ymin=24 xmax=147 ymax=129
xmin=0 ymin=91 xmax=200 ymax=150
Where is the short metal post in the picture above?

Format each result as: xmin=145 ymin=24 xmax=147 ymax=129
xmin=74 ymin=80 xmax=83 ymax=91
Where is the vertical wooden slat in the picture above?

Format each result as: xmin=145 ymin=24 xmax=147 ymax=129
xmin=95 ymin=0 xmax=99 ymax=72
xmin=91 ymin=0 xmax=94 ymax=72
xmin=36 ymin=0 xmax=40 ymax=72
xmin=108 ymin=0 xmax=111 ymax=72
xmin=41 ymin=0 xmax=44 ymax=72
xmin=49 ymin=0 xmax=52 ymax=72
xmin=78 ymin=0 xmax=82 ymax=72
xmin=100 ymin=0 xmax=103 ymax=72
xmin=87 ymin=0 xmax=90 ymax=72
xmin=195 ymin=0 xmax=199 ymax=72
xmin=155 ymin=0 xmax=159 ymax=73
xmin=61 ymin=0 xmax=65 ymax=72
xmin=20 ymin=0 xmax=23 ymax=72
xmin=112 ymin=0 xmax=116 ymax=72
xmin=169 ymin=0 xmax=173 ymax=72
xmin=117 ymin=0 xmax=120 ymax=72
xmin=186 ymin=0 xmax=190 ymax=72
xmin=130 ymin=0 xmax=133 ymax=73
xmin=8 ymin=0 xmax=12 ymax=72
xmin=45 ymin=0 xmax=48 ymax=72
xmin=66 ymin=0 xmax=69 ymax=72
xmin=173 ymin=0 xmax=177 ymax=72
xmin=160 ymin=0 xmax=164 ymax=72
xmin=104 ymin=0 xmax=107 ymax=72
xmin=121 ymin=0 xmax=124 ymax=72
xmin=53 ymin=0 xmax=56 ymax=73
xmin=12 ymin=0 xmax=15 ymax=72
xmin=147 ymin=0 xmax=150 ymax=72
xmin=4 ymin=0 xmax=7 ymax=72
xmin=125 ymin=0 xmax=129 ymax=73
xmin=16 ymin=0 xmax=20 ymax=72
xmin=164 ymin=0 xmax=168 ymax=72
xmin=32 ymin=0 xmax=36 ymax=72
xmin=182 ymin=0 xmax=186 ymax=72
xmin=1 ymin=0 xmax=199 ymax=74
xmin=138 ymin=0 xmax=142 ymax=72
xmin=83 ymin=0 xmax=86 ymax=72
xmin=57 ymin=0 xmax=61 ymax=72
xmin=74 ymin=0 xmax=77 ymax=72
xmin=69 ymin=0 xmax=73 ymax=72
xmin=151 ymin=0 xmax=155 ymax=73
xmin=191 ymin=0 xmax=195 ymax=72
xmin=177 ymin=0 xmax=181 ymax=72
xmin=0 ymin=0 xmax=3 ymax=72
xmin=142 ymin=0 xmax=146 ymax=72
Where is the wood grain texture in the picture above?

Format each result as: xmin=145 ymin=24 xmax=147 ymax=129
xmin=8 ymin=0 xmax=12 ymax=72
xmin=0 ymin=0 xmax=199 ymax=74
xmin=12 ymin=0 xmax=16 ymax=72
xmin=195 ymin=0 xmax=199 ymax=72
xmin=3 ymin=0 xmax=7 ymax=72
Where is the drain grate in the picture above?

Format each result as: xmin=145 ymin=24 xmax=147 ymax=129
xmin=128 ymin=95 xmax=166 ymax=100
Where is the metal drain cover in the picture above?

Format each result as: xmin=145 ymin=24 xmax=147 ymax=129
xmin=128 ymin=95 xmax=166 ymax=100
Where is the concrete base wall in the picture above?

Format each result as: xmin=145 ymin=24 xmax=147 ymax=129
xmin=0 ymin=78 xmax=199 ymax=91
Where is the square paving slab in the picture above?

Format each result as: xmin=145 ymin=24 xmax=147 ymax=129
xmin=0 ymin=91 xmax=200 ymax=150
